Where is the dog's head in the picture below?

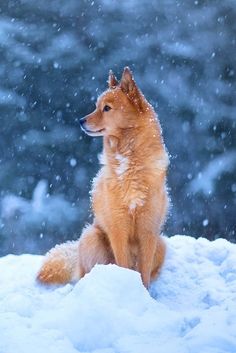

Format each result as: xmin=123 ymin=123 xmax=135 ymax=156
xmin=80 ymin=67 xmax=150 ymax=137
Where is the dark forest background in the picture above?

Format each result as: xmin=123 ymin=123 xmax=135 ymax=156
xmin=0 ymin=0 xmax=235 ymax=255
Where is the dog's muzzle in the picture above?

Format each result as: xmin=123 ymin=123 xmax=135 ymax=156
xmin=79 ymin=117 xmax=89 ymax=133
xmin=79 ymin=117 xmax=87 ymax=128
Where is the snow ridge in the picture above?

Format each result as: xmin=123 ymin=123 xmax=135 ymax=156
xmin=0 ymin=235 xmax=235 ymax=353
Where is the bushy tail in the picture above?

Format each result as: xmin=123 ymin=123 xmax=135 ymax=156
xmin=37 ymin=240 xmax=80 ymax=285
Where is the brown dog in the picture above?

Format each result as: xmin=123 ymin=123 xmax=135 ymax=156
xmin=37 ymin=67 xmax=169 ymax=288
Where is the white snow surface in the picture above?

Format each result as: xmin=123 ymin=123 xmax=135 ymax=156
xmin=0 ymin=235 xmax=236 ymax=353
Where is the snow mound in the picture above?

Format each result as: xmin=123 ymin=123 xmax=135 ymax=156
xmin=0 ymin=236 xmax=236 ymax=353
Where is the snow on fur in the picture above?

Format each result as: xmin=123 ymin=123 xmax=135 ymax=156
xmin=0 ymin=235 xmax=236 ymax=353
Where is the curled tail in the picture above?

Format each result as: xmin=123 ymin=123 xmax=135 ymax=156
xmin=37 ymin=240 xmax=81 ymax=285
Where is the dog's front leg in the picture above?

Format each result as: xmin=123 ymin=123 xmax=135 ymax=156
xmin=102 ymin=206 xmax=133 ymax=269
xmin=110 ymin=233 xmax=130 ymax=268
xmin=108 ymin=223 xmax=131 ymax=269
xmin=138 ymin=233 xmax=157 ymax=289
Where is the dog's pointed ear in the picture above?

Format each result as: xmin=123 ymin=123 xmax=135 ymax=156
xmin=120 ymin=67 xmax=145 ymax=111
xmin=108 ymin=70 xmax=119 ymax=89
xmin=120 ymin=67 xmax=136 ymax=93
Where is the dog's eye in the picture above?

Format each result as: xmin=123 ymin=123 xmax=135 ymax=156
xmin=103 ymin=105 xmax=111 ymax=112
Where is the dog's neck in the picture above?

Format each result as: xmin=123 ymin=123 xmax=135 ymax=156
xmin=103 ymin=112 xmax=165 ymax=164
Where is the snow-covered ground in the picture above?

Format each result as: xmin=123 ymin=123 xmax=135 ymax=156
xmin=0 ymin=235 xmax=236 ymax=353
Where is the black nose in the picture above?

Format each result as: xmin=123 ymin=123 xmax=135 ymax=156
xmin=79 ymin=117 xmax=87 ymax=126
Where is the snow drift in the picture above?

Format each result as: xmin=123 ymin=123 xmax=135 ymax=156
xmin=0 ymin=235 xmax=236 ymax=353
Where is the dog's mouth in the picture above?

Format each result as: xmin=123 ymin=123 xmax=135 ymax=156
xmin=81 ymin=125 xmax=105 ymax=137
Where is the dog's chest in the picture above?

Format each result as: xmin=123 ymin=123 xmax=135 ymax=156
xmin=92 ymin=152 xmax=165 ymax=214
xmin=114 ymin=155 xmax=148 ymax=212
xmin=93 ymin=170 xmax=148 ymax=214
xmin=123 ymin=181 xmax=147 ymax=213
